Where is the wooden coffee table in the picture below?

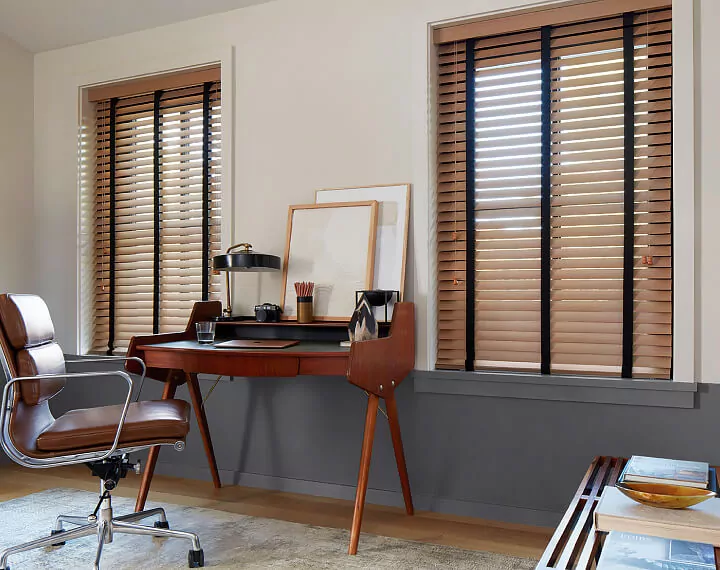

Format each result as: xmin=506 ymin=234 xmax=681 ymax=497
xmin=536 ymin=456 xmax=720 ymax=569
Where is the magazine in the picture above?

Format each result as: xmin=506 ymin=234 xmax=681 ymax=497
xmin=597 ymin=531 xmax=715 ymax=570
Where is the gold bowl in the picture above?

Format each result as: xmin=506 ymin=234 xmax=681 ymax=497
xmin=615 ymin=482 xmax=716 ymax=509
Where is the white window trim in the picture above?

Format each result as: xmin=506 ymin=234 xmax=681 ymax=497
xmin=74 ymin=46 xmax=236 ymax=355
xmin=669 ymin=1 xmax=694 ymax=382
xmin=421 ymin=0 xmax=695 ymax=382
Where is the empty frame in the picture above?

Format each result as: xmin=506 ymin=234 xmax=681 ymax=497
xmin=281 ymin=202 xmax=379 ymax=321
xmin=316 ymin=184 xmax=410 ymax=318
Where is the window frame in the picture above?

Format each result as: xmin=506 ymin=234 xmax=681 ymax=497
xmin=77 ymin=49 xmax=234 ymax=356
xmin=91 ymin=81 xmax=223 ymax=353
xmin=425 ymin=0 xmax=695 ymax=384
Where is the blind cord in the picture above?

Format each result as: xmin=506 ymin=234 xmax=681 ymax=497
xmin=453 ymin=41 xmax=461 ymax=288
xmin=133 ymin=374 xmax=221 ymax=407
xmin=202 ymin=376 xmax=223 ymax=407
xmin=363 ymin=390 xmax=389 ymax=420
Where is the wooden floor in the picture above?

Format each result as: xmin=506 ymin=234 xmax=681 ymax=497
xmin=0 ymin=465 xmax=552 ymax=560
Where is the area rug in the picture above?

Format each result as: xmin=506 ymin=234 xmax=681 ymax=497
xmin=0 ymin=489 xmax=537 ymax=569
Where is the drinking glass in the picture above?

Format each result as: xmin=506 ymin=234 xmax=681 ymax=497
xmin=196 ymin=321 xmax=216 ymax=345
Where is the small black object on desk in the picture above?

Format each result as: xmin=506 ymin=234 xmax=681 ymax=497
xmin=254 ymin=303 xmax=282 ymax=322
xmin=354 ymin=290 xmax=400 ymax=323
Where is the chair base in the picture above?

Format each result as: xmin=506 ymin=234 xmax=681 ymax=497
xmin=0 ymin=491 xmax=204 ymax=570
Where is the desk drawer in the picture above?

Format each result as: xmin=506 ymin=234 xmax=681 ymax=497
xmin=144 ymin=350 xmax=300 ymax=378
xmin=298 ymin=356 xmax=348 ymax=376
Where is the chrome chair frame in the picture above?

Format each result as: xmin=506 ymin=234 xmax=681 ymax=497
xmin=0 ymin=347 xmax=204 ymax=569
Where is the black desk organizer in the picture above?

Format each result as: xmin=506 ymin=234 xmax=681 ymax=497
xmin=354 ymin=290 xmax=400 ymax=324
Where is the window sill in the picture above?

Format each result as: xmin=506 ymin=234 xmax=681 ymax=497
xmin=412 ymin=370 xmax=697 ymax=408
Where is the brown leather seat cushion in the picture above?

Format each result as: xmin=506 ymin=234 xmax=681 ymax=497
xmin=36 ymin=399 xmax=190 ymax=452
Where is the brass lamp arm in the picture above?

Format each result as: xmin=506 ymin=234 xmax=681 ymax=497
xmin=224 ymin=272 xmax=232 ymax=317
xmin=226 ymin=243 xmax=253 ymax=254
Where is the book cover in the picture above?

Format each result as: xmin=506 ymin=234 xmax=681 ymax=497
xmin=595 ymin=487 xmax=720 ymax=546
xmin=619 ymin=466 xmax=717 ymax=492
xmin=625 ymin=456 xmax=709 ymax=488
xmin=597 ymin=531 xmax=715 ymax=570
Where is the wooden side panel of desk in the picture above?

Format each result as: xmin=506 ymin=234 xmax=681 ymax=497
xmin=127 ymin=300 xmax=222 ymax=381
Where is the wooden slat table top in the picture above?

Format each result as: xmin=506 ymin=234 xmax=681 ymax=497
xmin=536 ymin=456 xmax=720 ymax=570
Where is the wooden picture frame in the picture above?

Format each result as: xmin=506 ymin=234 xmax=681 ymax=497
xmin=280 ymin=202 xmax=379 ymax=321
xmin=315 ymin=183 xmax=410 ymax=318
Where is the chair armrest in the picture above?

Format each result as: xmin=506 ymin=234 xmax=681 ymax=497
xmin=0 ymin=370 xmax=134 ymax=468
xmin=66 ymin=356 xmax=146 ymax=383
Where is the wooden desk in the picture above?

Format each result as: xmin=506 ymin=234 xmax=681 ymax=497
xmin=537 ymin=456 xmax=720 ymax=569
xmin=130 ymin=303 xmax=416 ymax=555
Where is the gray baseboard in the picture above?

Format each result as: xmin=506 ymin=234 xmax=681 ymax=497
xmin=152 ymin=461 xmax=561 ymax=529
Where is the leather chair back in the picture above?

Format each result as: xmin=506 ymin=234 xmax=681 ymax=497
xmin=0 ymin=294 xmax=66 ymax=404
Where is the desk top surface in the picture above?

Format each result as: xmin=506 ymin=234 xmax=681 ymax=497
xmin=139 ymin=340 xmax=350 ymax=356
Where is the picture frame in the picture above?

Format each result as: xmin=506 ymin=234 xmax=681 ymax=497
xmin=315 ymin=183 xmax=410 ymax=318
xmin=280 ymin=201 xmax=379 ymax=321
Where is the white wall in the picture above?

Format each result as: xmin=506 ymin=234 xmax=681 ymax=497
xmin=697 ymin=0 xmax=720 ymax=383
xmin=32 ymin=0 xmax=713 ymax=378
xmin=0 ymin=33 xmax=34 ymax=293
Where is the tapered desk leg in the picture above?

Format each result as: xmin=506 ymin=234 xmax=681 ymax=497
xmin=349 ymin=394 xmax=379 ymax=555
xmin=186 ymin=373 xmax=222 ymax=489
xmin=385 ymin=394 xmax=414 ymax=516
xmin=135 ymin=375 xmax=178 ymax=512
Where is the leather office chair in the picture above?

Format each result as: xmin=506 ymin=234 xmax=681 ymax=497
xmin=0 ymin=294 xmax=205 ymax=569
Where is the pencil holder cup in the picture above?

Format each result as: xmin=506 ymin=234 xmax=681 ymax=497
xmin=297 ymin=296 xmax=313 ymax=323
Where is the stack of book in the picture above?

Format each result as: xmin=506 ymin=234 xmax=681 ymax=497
xmin=596 ymin=456 xmax=719 ymax=569
xmin=620 ymin=456 xmax=711 ymax=489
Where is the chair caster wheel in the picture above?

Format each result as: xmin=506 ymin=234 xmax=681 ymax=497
xmin=153 ymin=520 xmax=170 ymax=530
xmin=50 ymin=529 xmax=66 ymax=546
xmin=188 ymin=548 xmax=204 ymax=568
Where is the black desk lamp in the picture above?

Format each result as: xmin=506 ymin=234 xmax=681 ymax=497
xmin=212 ymin=243 xmax=281 ymax=320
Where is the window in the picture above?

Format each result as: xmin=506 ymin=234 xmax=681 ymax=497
xmin=90 ymin=69 xmax=222 ymax=354
xmin=435 ymin=2 xmax=672 ymax=379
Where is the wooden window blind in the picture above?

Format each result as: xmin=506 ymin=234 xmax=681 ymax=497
xmin=435 ymin=5 xmax=672 ymax=379
xmin=91 ymin=76 xmax=222 ymax=354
